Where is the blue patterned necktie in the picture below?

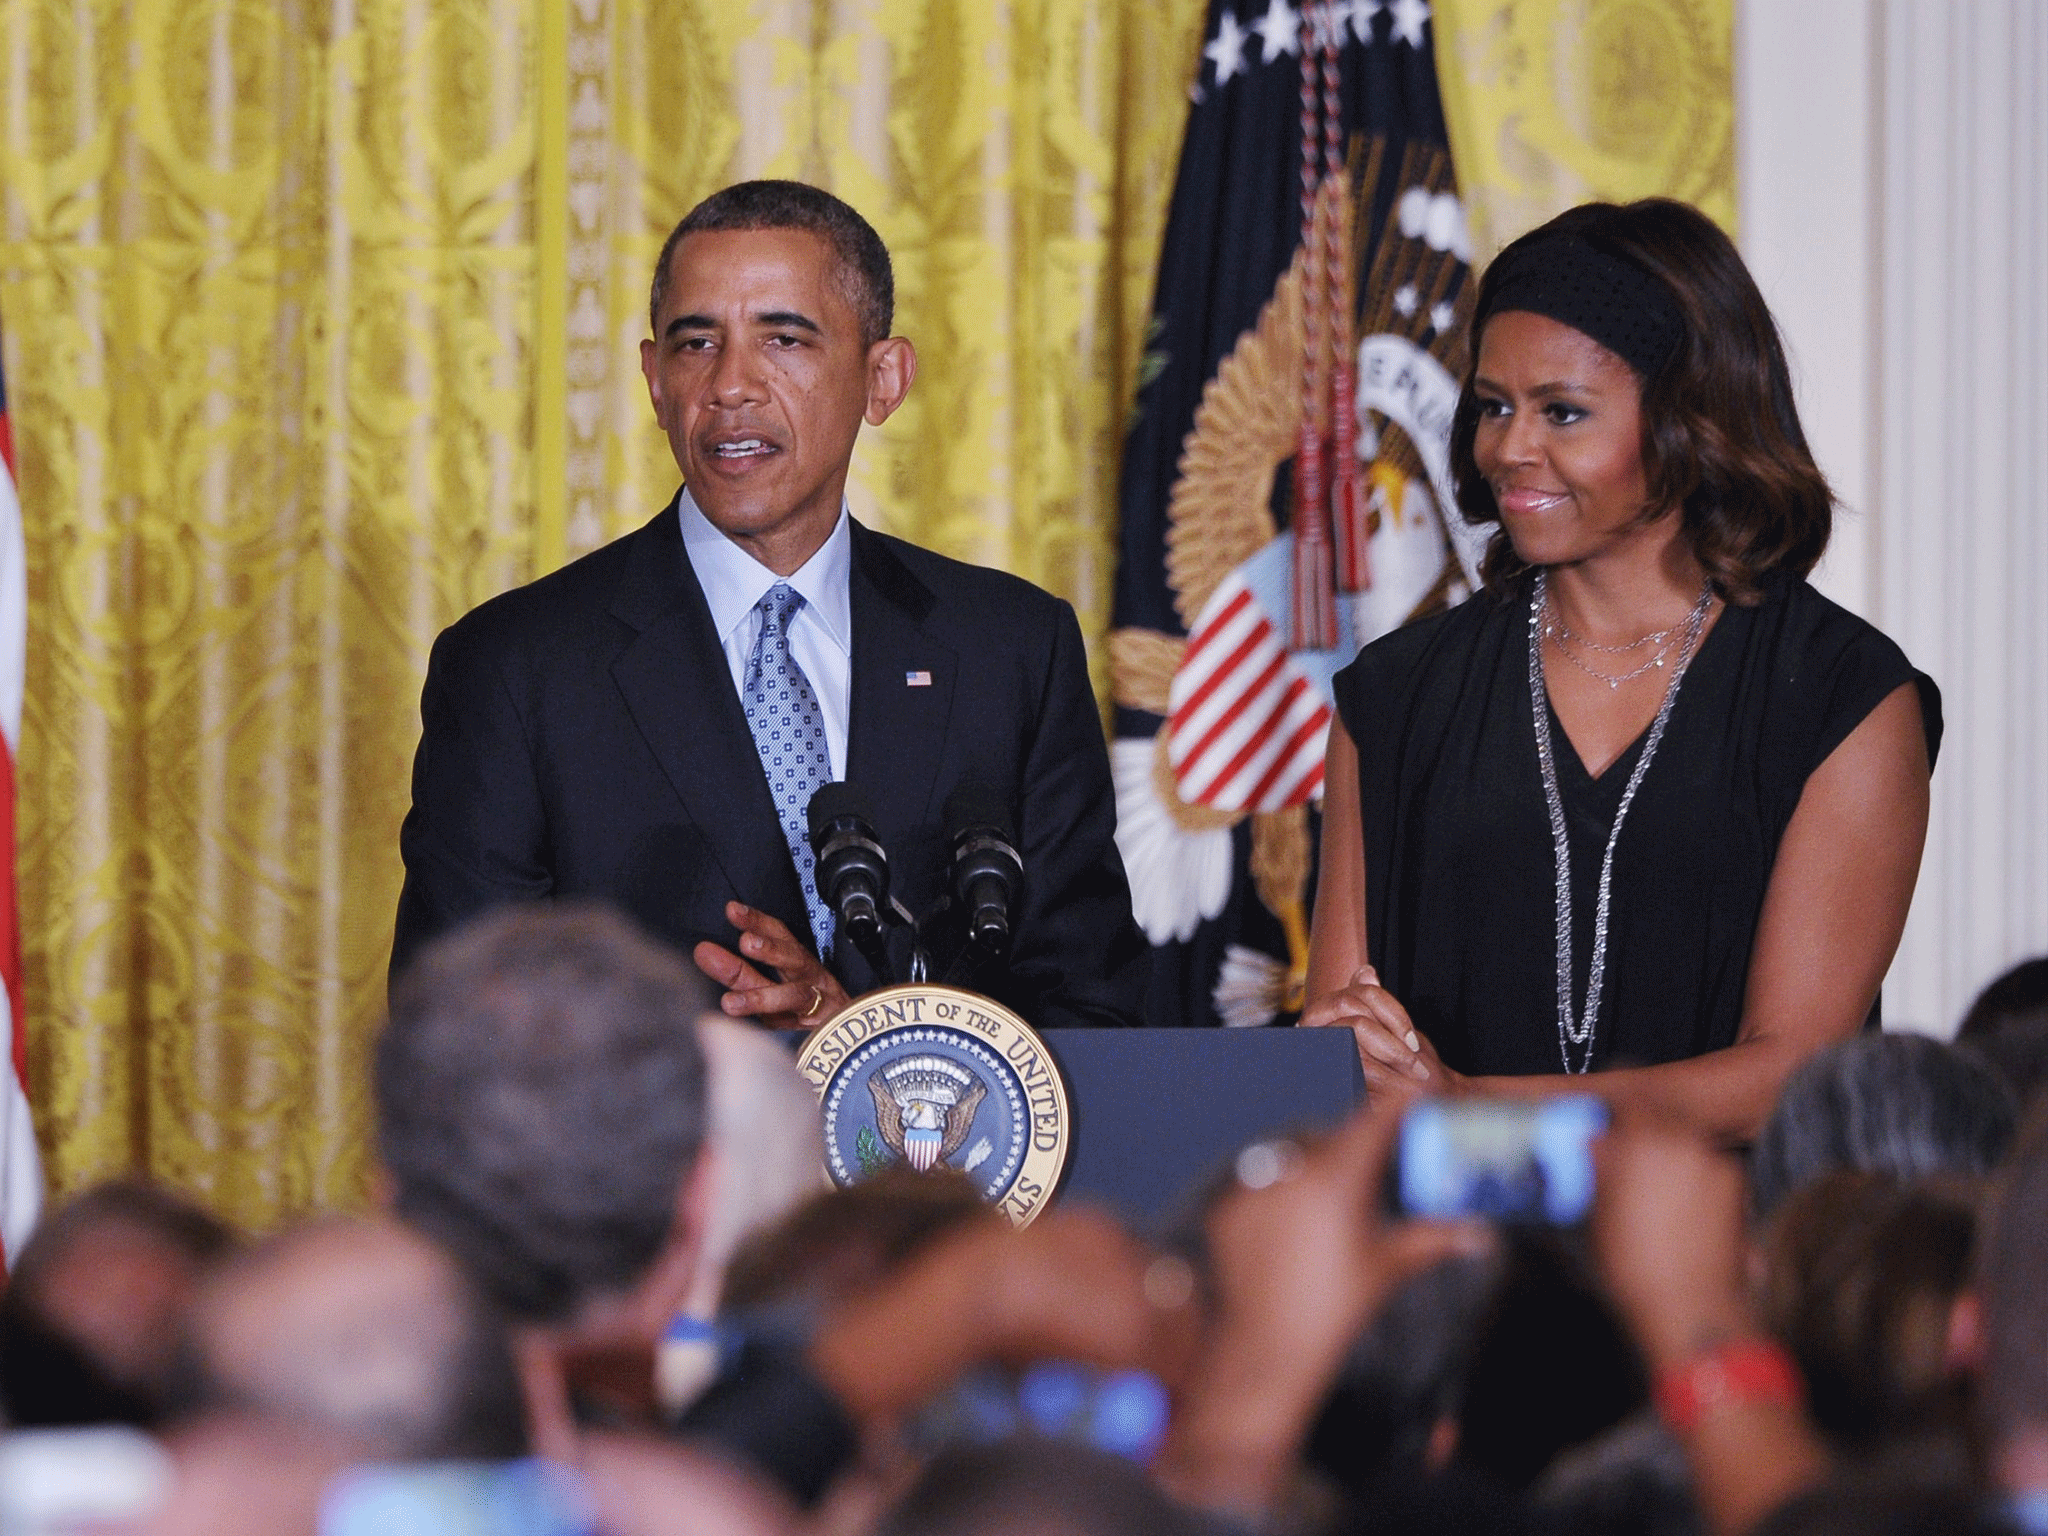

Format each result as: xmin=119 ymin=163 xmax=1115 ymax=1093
xmin=741 ymin=582 xmax=834 ymax=952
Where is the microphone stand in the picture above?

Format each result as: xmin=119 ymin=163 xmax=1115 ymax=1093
xmin=891 ymin=896 xmax=929 ymax=984
xmin=837 ymin=895 xmax=932 ymax=987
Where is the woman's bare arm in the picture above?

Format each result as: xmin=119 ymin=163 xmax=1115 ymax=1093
xmin=1300 ymin=721 xmax=1440 ymax=1091
xmin=1305 ymin=717 xmax=1369 ymax=1003
xmin=1476 ymin=680 xmax=1932 ymax=1141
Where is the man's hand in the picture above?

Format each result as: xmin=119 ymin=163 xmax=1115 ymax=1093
xmin=1157 ymin=1099 xmax=1487 ymax=1519
xmin=691 ymin=902 xmax=850 ymax=1027
xmin=1590 ymin=1119 xmax=1828 ymax=1536
xmin=971 ymin=1207 xmax=1201 ymax=1381
xmin=1589 ymin=1120 xmax=1753 ymax=1369
xmin=808 ymin=1207 xmax=1199 ymax=1428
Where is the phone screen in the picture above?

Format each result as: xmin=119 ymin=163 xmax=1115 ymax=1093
xmin=906 ymin=1362 xmax=1171 ymax=1464
xmin=0 ymin=1427 xmax=171 ymax=1533
xmin=320 ymin=1460 xmax=594 ymax=1536
xmin=1395 ymin=1095 xmax=1608 ymax=1224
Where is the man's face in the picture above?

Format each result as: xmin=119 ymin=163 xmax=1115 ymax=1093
xmin=640 ymin=227 xmax=914 ymax=574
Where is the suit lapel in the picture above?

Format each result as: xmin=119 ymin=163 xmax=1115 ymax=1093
xmin=607 ymin=503 xmax=815 ymax=947
xmin=845 ymin=522 xmax=957 ymax=838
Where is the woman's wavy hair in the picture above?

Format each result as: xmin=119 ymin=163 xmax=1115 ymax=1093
xmin=1449 ymin=199 xmax=1833 ymax=603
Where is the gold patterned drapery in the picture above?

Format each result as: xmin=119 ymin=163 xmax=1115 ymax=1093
xmin=0 ymin=0 xmax=547 ymax=1225
xmin=1433 ymin=0 xmax=1737 ymax=259
xmin=0 ymin=0 xmax=1204 ymax=1230
xmin=531 ymin=0 xmax=1204 ymax=671
xmin=0 ymin=0 xmax=1730 ymax=1232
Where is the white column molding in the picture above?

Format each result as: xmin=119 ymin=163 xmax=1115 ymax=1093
xmin=1736 ymin=0 xmax=1878 ymax=618
xmin=1872 ymin=0 xmax=2048 ymax=1034
xmin=1739 ymin=0 xmax=2048 ymax=1034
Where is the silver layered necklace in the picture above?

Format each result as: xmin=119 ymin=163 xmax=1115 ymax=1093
xmin=1527 ymin=573 xmax=1713 ymax=1074
xmin=1543 ymin=605 xmax=1694 ymax=688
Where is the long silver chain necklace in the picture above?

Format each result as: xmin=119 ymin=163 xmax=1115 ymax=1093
xmin=1528 ymin=572 xmax=1713 ymax=1073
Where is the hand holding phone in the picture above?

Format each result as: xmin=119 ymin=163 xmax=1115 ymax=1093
xmin=1154 ymin=1099 xmax=1489 ymax=1518
xmin=1587 ymin=1119 xmax=1752 ymax=1368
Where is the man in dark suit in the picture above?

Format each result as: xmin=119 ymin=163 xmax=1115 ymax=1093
xmin=393 ymin=181 xmax=1146 ymax=1030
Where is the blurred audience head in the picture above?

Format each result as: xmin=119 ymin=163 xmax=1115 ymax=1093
xmin=1961 ymin=1022 xmax=2048 ymax=1123
xmin=1757 ymin=1171 xmax=1977 ymax=1460
xmin=375 ymin=902 xmax=713 ymax=1325
xmin=1749 ymin=1475 xmax=2016 ymax=1536
xmin=173 ymin=1214 xmax=526 ymax=1461
xmin=722 ymin=1166 xmax=989 ymax=1316
xmin=1979 ymin=1113 xmax=2048 ymax=1494
xmin=1306 ymin=1252 xmax=1501 ymax=1496
xmin=875 ymin=1439 xmax=1200 ymax=1536
xmin=0 ymin=1179 xmax=235 ymax=1428
xmin=1958 ymin=958 xmax=2048 ymax=1043
xmin=1957 ymin=958 xmax=2048 ymax=1112
xmin=1454 ymin=1233 xmax=1648 ymax=1491
xmin=686 ymin=1017 xmax=826 ymax=1319
xmin=1750 ymin=1035 xmax=2015 ymax=1221
xmin=1532 ymin=1416 xmax=1700 ymax=1536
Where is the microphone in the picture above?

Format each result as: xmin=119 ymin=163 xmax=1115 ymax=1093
xmin=945 ymin=781 xmax=1023 ymax=956
xmin=806 ymin=784 xmax=891 ymax=961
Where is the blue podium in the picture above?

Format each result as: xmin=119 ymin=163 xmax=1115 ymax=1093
xmin=1038 ymin=1028 xmax=1365 ymax=1232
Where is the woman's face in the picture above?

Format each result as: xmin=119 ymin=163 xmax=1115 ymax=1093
xmin=1471 ymin=309 xmax=1669 ymax=570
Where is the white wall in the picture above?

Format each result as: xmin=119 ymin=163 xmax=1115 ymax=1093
xmin=1737 ymin=0 xmax=2048 ymax=1036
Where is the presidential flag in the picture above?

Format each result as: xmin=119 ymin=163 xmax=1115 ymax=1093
xmin=0 ymin=331 xmax=39 ymax=1266
xmin=1109 ymin=0 xmax=1481 ymax=1028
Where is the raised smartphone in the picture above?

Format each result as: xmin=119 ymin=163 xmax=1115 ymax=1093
xmin=906 ymin=1361 xmax=1171 ymax=1464
xmin=1394 ymin=1094 xmax=1608 ymax=1224
xmin=320 ymin=1459 xmax=594 ymax=1536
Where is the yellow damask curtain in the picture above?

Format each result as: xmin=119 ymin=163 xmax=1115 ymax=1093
xmin=0 ymin=0 xmax=1729 ymax=1231
xmin=0 ymin=0 xmax=1204 ymax=1229
xmin=1433 ymin=0 xmax=1736 ymax=257
xmin=1 ymin=0 xmax=549 ymax=1224
xmin=528 ymin=0 xmax=1201 ymax=644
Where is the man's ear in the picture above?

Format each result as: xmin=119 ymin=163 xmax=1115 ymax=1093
xmin=512 ymin=1327 xmax=582 ymax=1465
xmin=669 ymin=1145 xmax=719 ymax=1301
xmin=623 ymin=1144 xmax=719 ymax=1342
xmin=864 ymin=337 xmax=917 ymax=427
xmin=640 ymin=336 xmax=662 ymax=411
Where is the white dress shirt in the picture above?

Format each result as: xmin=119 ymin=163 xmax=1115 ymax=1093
xmin=678 ymin=487 xmax=853 ymax=780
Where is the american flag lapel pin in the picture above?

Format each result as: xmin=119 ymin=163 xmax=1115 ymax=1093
xmin=905 ymin=669 xmax=933 ymax=688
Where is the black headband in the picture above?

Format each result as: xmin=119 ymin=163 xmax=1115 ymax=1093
xmin=1480 ymin=236 xmax=1684 ymax=379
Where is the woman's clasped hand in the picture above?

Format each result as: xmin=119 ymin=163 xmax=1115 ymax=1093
xmin=1299 ymin=965 xmax=1457 ymax=1095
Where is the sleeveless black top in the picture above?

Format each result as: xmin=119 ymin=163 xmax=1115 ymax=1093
xmin=1329 ymin=576 xmax=1941 ymax=1076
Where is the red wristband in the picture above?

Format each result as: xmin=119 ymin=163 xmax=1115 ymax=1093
xmin=1652 ymin=1338 xmax=1803 ymax=1434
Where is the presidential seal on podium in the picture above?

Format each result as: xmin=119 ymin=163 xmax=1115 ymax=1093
xmin=794 ymin=984 xmax=1071 ymax=1226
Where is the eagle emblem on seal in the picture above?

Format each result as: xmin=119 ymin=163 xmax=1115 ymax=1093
xmin=868 ymin=1054 xmax=989 ymax=1172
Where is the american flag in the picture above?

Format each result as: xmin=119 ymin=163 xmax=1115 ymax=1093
xmin=1166 ymin=558 xmax=1334 ymax=812
xmin=0 ymin=331 xmax=41 ymax=1269
xmin=1109 ymin=0 xmax=1467 ymax=1026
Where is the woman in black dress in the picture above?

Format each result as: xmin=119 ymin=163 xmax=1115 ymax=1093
xmin=1301 ymin=200 xmax=1938 ymax=1141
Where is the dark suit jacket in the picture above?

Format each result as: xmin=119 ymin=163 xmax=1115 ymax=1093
xmin=392 ymin=499 xmax=1148 ymax=1029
